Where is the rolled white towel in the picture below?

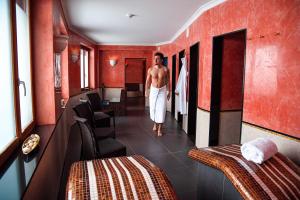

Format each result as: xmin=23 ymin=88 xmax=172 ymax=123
xmin=241 ymin=138 xmax=278 ymax=164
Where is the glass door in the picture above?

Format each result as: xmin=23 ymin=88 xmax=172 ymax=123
xmin=16 ymin=0 xmax=34 ymax=131
xmin=0 ymin=0 xmax=17 ymax=152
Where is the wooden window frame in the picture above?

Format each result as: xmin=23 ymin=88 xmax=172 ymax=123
xmin=0 ymin=0 xmax=35 ymax=167
xmin=80 ymin=45 xmax=90 ymax=90
xmin=54 ymin=53 xmax=62 ymax=92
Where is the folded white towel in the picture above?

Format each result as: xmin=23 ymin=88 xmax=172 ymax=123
xmin=241 ymin=138 xmax=278 ymax=164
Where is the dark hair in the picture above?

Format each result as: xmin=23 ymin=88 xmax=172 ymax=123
xmin=154 ymin=52 xmax=164 ymax=60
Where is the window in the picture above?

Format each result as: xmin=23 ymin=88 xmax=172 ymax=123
xmin=80 ymin=48 xmax=89 ymax=89
xmin=54 ymin=54 xmax=62 ymax=90
xmin=0 ymin=0 xmax=17 ymax=153
xmin=0 ymin=0 xmax=34 ymax=159
xmin=16 ymin=0 xmax=34 ymax=131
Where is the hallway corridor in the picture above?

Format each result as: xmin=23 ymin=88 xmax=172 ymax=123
xmin=1 ymin=0 xmax=299 ymax=199
xmin=115 ymin=97 xmax=198 ymax=199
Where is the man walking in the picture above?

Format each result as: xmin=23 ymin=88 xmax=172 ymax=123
xmin=145 ymin=52 xmax=170 ymax=136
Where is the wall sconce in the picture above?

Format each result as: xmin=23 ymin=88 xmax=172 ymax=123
xmin=109 ymin=59 xmax=117 ymax=67
xmin=71 ymin=54 xmax=79 ymax=63
xmin=54 ymin=34 xmax=69 ymax=53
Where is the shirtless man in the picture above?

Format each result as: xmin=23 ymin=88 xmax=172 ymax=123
xmin=145 ymin=52 xmax=170 ymax=136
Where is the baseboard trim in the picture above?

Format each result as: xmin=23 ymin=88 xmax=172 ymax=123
xmin=197 ymin=107 xmax=210 ymax=113
xmin=242 ymin=121 xmax=300 ymax=142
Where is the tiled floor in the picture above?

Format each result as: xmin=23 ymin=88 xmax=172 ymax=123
xmin=116 ymin=97 xmax=199 ymax=200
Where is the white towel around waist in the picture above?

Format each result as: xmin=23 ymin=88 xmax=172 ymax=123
xmin=149 ymin=85 xmax=167 ymax=123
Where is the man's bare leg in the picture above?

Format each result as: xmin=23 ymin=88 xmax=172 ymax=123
xmin=153 ymin=123 xmax=157 ymax=131
xmin=157 ymin=124 xmax=162 ymax=136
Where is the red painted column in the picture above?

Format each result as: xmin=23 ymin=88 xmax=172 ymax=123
xmin=31 ymin=0 xmax=56 ymax=125
xmin=67 ymin=41 xmax=81 ymax=96
xmin=61 ymin=46 xmax=69 ymax=99
xmin=89 ymin=49 xmax=95 ymax=89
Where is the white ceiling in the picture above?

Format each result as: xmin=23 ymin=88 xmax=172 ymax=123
xmin=62 ymin=0 xmax=225 ymax=45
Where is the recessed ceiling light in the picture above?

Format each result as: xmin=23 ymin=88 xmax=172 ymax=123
xmin=125 ymin=13 xmax=136 ymax=18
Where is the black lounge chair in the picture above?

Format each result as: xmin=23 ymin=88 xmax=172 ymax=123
xmin=74 ymin=116 xmax=126 ymax=160
xmin=73 ymin=102 xmax=115 ymax=140
xmin=86 ymin=92 xmax=116 ymax=127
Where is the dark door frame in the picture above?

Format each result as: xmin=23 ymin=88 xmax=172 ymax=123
xmin=188 ymin=42 xmax=200 ymax=143
xmin=163 ymin=56 xmax=168 ymax=67
xmin=171 ymin=54 xmax=176 ymax=117
xmin=177 ymin=50 xmax=185 ymax=127
xmin=209 ymin=29 xmax=247 ymax=146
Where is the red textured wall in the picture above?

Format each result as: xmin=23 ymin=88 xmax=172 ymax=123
xmin=94 ymin=49 xmax=99 ymax=87
xmin=158 ymin=0 xmax=300 ymax=138
xmin=53 ymin=1 xmax=97 ymax=96
xmin=68 ymin=31 xmax=97 ymax=96
xmin=125 ymin=59 xmax=145 ymax=83
xmin=98 ymin=45 xmax=155 ymax=87
xmin=61 ymin=46 xmax=69 ymax=99
xmin=220 ymin=32 xmax=245 ymax=110
xmin=31 ymin=0 xmax=56 ymax=124
xmin=31 ymin=0 xmax=98 ymax=124
xmin=89 ymin=50 xmax=96 ymax=88
xmin=156 ymin=44 xmax=177 ymax=90
xmin=53 ymin=0 xmax=98 ymax=97
xmin=67 ymin=37 xmax=81 ymax=96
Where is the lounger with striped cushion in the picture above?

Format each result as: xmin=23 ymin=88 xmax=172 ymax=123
xmin=66 ymin=155 xmax=177 ymax=200
xmin=188 ymin=144 xmax=300 ymax=200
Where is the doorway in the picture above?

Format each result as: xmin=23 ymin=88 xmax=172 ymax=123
xmin=188 ymin=42 xmax=199 ymax=143
xmin=177 ymin=50 xmax=185 ymax=128
xmin=209 ymin=30 xmax=246 ymax=146
xmin=125 ymin=58 xmax=146 ymax=98
xmin=171 ymin=54 xmax=176 ymax=117
xmin=163 ymin=57 xmax=168 ymax=67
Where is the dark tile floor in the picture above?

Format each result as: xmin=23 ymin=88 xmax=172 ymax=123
xmin=116 ymin=97 xmax=199 ymax=200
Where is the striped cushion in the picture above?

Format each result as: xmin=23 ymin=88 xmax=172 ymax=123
xmin=188 ymin=144 xmax=300 ymax=200
xmin=66 ymin=155 xmax=177 ymax=200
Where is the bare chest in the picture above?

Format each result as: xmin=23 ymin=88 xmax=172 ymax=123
xmin=151 ymin=68 xmax=166 ymax=79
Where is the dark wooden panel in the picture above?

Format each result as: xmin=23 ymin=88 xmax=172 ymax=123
xmin=188 ymin=42 xmax=199 ymax=143
xmin=171 ymin=54 xmax=176 ymax=117
xmin=177 ymin=50 xmax=185 ymax=127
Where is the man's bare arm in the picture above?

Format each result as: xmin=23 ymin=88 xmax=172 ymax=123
xmin=145 ymin=68 xmax=152 ymax=97
xmin=165 ymin=67 xmax=171 ymax=100
xmin=166 ymin=67 xmax=170 ymax=91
